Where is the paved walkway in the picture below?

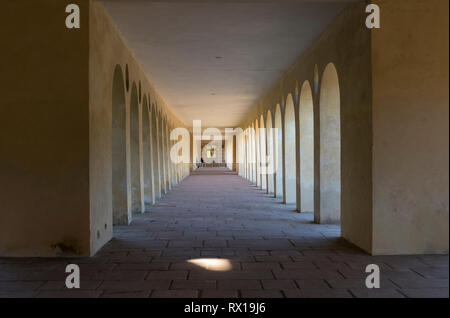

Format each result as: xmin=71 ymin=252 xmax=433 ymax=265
xmin=0 ymin=168 xmax=448 ymax=298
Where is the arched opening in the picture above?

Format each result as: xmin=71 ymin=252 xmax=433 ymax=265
xmin=142 ymin=95 xmax=153 ymax=210
xmin=158 ymin=114 xmax=166 ymax=195
xmin=246 ymin=127 xmax=251 ymax=181
xmin=112 ymin=65 xmax=128 ymax=225
xmin=266 ymin=110 xmax=274 ymax=194
xmin=239 ymin=134 xmax=244 ymax=174
xmin=243 ymin=132 xmax=248 ymax=178
xmin=319 ymin=63 xmax=341 ymax=223
xmin=255 ymin=119 xmax=260 ymax=187
xmin=151 ymin=106 xmax=161 ymax=200
xmin=163 ymin=119 xmax=170 ymax=190
xmin=251 ymin=123 xmax=256 ymax=184
xmin=247 ymin=125 xmax=251 ymax=181
xmin=244 ymin=128 xmax=249 ymax=180
xmin=259 ymin=114 xmax=267 ymax=191
xmin=225 ymin=133 xmax=233 ymax=170
xmin=274 ymin=104 xmax=283 ymax=198
xmin=173 ymin=126 xmax=178 ymax=184
xmin=299 ymin=81 xmax=314 ymax=213
xmin=284 ymin=94 xmax=296 ymax=205
xmin=168 ymin=123 xmax=176 ymax=186
xmin=237 ymin=134 xmax=242 ymax=175
xmin=130 ymin=82 xmax=142 ymax=214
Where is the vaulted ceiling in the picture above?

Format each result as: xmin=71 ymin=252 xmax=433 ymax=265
xmin=101 ymin=0 xmax=349 ymax=128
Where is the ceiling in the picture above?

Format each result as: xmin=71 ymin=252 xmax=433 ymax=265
xmin=101 ymin=0 xmax=349 ymax=128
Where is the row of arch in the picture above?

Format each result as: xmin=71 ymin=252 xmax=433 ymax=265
xmin=236 ymin=63 xmax=341 ymax=223
xmin=112 ymin=64 xmax=189 ymax=225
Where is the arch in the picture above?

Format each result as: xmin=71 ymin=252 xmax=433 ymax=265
xmin=299 ymin=81 xmax=314 ymax=213
xmin=158 ymin=114 xmax=166 ymax=194
xmin=151 ymin=105 xmax=161 ymax=200
xmin=245 ymin=127 xmax=250 ymax=180
xmin=284 ymin=94 xmax=296 ymax=204
xmin=225 ymin=132 xmax=234 ymax=170
xmin=255 ymin=119 xmax=260 ymax=187
xmin=242 ymin=133 xmax=246 ymax=177
xmin=259 ymin=114 xmax=267 ymax=191
xmin=251 ymin=123 xmax=256 ymax=184
xmin=247 ymin=125 xmax=252 ymax=182
xmin=238 ymin=133 xmax=244 ymax=176
xmin=248 ymin=125 xmax=252 ymax=181
xmin=112 ymin=65 xmax=128 ymax=224
xmin=319 ymin=63 xmax=341 ymax=223
xmin=246 ymin=125 xmax=250 ymax=180
xmin=163 ymin=118 xmax=170 ymax=190
xmin=142 ymin=95 xmax=153 ymax=209
xmin=266 ymin=110 xmax=275 ymax=194
xmin=172 ymin=125 xmax=178 ymax=185
xmin=274 ymin=104 xmax=283 ymax=198
xmin=130 ymin=82 xmax=142 ymax=214
xmin=167 ymin=123 xmax=175 ymax=186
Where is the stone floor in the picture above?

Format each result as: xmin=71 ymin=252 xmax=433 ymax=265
xmin=0 ymin=168 xmax=448 ymax=298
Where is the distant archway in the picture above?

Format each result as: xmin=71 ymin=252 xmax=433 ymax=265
xmin=319 ymin=63 xmax=341 ymax=223
xmin=284 ymin=94 xmax=296 ymax=204
xmin=274 ymin=104 xmax=283 ymax=198
xmin=266 ymin=110 xmax=274 ymax=194
xmin=142 ymin=95 xmax=153 ymax=209
xmin=130 ymin=82 xmax=142 ymax=214
xmin=112 ymin=65 xmax=128 ymax=224
xmin=299 ymin=81 xmax=314 ymax=213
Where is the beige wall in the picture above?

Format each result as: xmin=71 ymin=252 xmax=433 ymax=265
xmin=371 ymin=0 xmax=449 ymax=255
xmin=0 ymin=1 xmax=91 ymax=256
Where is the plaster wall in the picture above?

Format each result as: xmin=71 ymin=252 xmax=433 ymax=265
xmin=0 ymin=1 xmax=91 ymax=256
xmin=371 ymin=0 xmax=449 ymax=255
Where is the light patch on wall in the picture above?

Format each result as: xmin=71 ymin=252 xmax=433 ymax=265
xmin=187 ymin=258 xmax=232 ymax=271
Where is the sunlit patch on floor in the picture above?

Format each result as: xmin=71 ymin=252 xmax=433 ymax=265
xmin=187 ymin=258 xmax=232 ymax=271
